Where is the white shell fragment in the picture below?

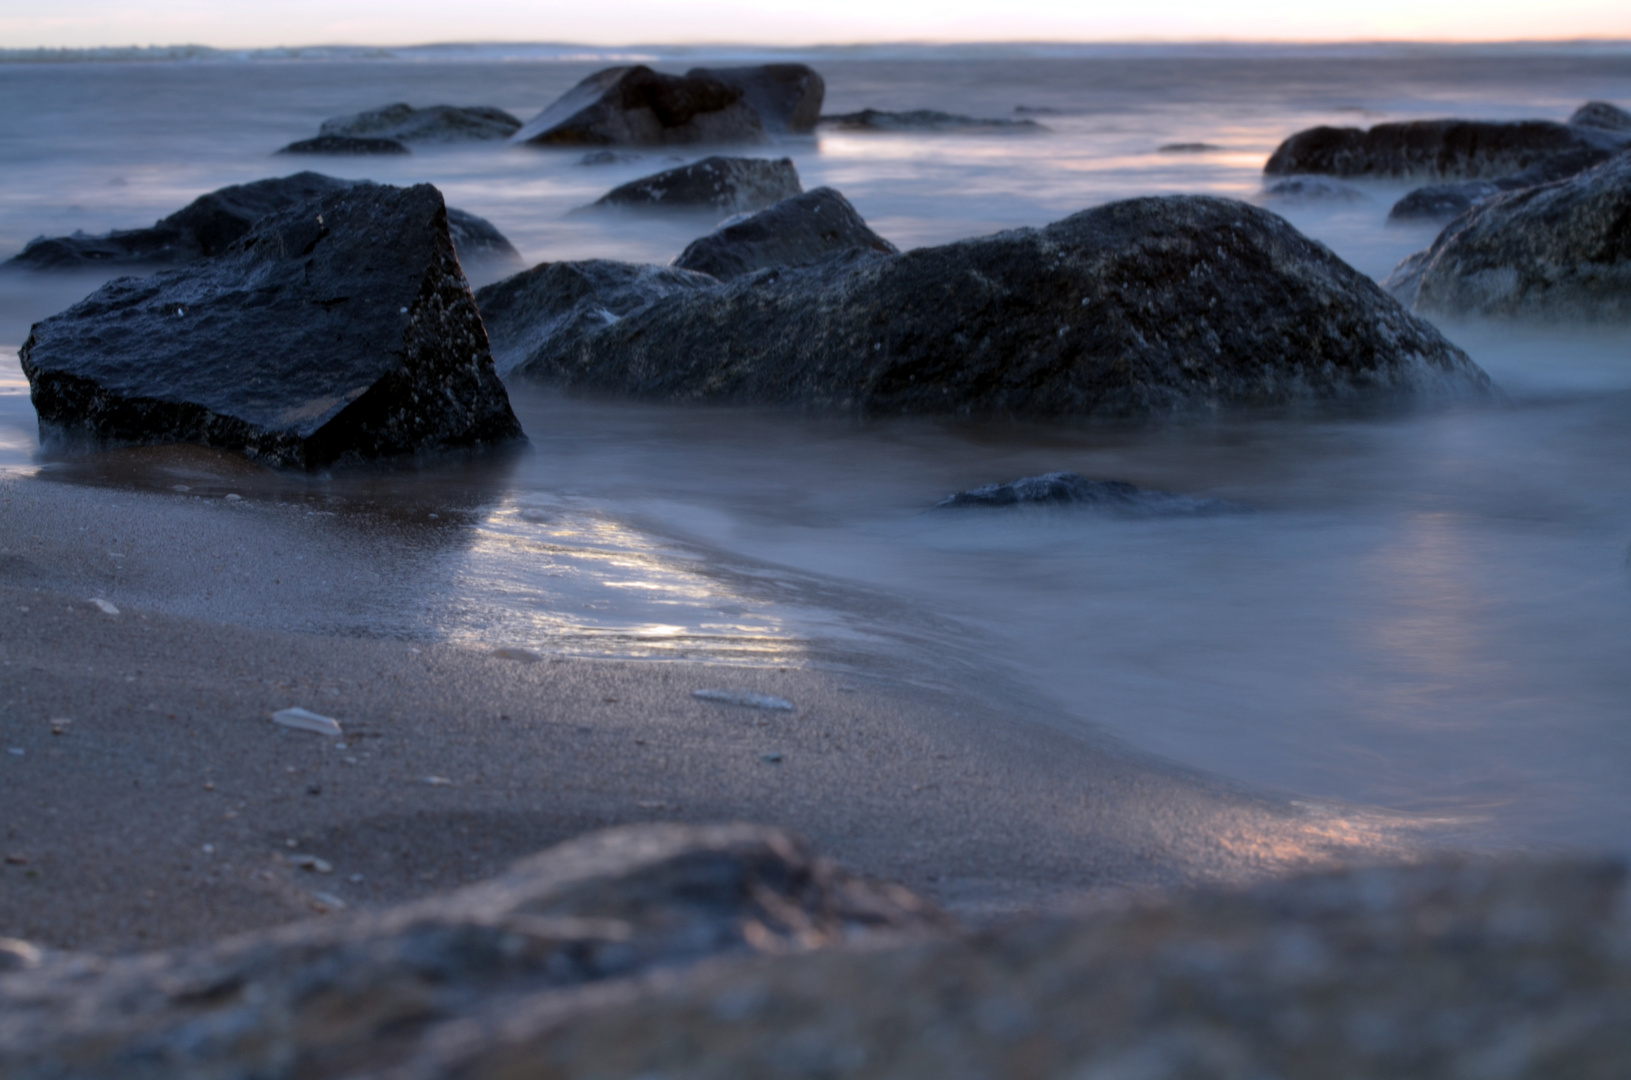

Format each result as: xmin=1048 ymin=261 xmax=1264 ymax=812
xmin=271 ymin=707 xmax=343 ymax=737
xmin=90 ymin=598 xmax=119 ymax=615
xmin=691 ymin=689 xmax=796 ymax=711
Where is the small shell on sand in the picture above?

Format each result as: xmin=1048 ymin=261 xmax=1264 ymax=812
xmin=90 ymin=598 xmax=119 ymax=615
xmin=272 ymin=707 xmax=343 ymax=737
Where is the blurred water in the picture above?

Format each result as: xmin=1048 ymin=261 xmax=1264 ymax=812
xmin=3 ymin=44 xmax=1631 ymax=854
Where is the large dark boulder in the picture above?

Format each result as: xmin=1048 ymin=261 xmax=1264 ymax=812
xmin=512 ymin=66 xmax=766 ymax=147
xmin=1384 ymin=150 xmax=1631 ymax=319
xmin=588 ymin=156 xmax=802 ymax=215
xmin=819 ymin=108 xmax=1045 ymax=133
xmin=1387 ymin=145 xmax=1618 ymax=222
xmin=1264 ymin=117 xmax=1627 ymax=180
xmin=685 ymin=64 xmax=824 ymax=134
xmin=2 ymin=173 xmax=520 ymax=271
xmin=673 ymin=187 xmax=896 ymax=281
xmin=275 ymin=133 xmax=410 ymax=155
xmin=475 ymin=260 xmax=718 ymax=374
xmin=493 ymin=195 xmax=1490 ymax=416
xmin=319 ymin=102 xmax=522 ymax=142
xmin=19 ymin=182 xmax=524 ymax=468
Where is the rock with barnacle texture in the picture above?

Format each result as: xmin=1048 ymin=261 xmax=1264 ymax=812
xmin=2 ymin=172 xmax=520 ymax=271
xmin=673 ymin=187 xmax=897 ymax=281
xmin=0 ymin=824 xmax=945 ymax=1080
xmin=319 ymin=102 xmax=522 ymax=143
xmin=1264 ymin=116 xmax=1627 ymax=180
xmin=1384 ymin=149 xmax=1631 ymax=319
xmin=512 ymin=65 xmax=767 ymax=147
xmin=589 ymin=155 xmax=802 ymax=216
xmin=494 ymin=195 xmax=1491 ymax=416
xmin=19 ymin=182 xmax=523 ymax=468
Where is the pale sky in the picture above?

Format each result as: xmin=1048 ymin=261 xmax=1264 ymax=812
xmin=2 ymin=0 xmax=1629 ymax=49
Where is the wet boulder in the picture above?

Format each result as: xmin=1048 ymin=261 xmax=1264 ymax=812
xmin=512 ymin=65 xmax=766 ymax=147
xmin=19 ymin=182 xmax=524 ymax=468
xmin=496 ymin=195 xmax=1490 ymax=416
xmin=588 ymin=156 xmax=802 ymax=216
xmin=1569 ymin=101 xmax=1631 ymax=132
xmin=318 ymin=102 xmax=522 ymax=142
xmin=2 ymin=172 xmax=520 ymax=271
xmin=1387 ymin=145 xmax=1617 ymax=222
xmin=1384 ymin=150 xmax=1631 ymax=320
xmin=1264 ymin=117 xmax=1626 ymax=180
xmin=936 ymin=472 xmax=1236 ymax=515
xmin=672 ymin=187 xmax=896 ymax=281
xmin=819 ymin=108 xmax=1045 ymax=133
xmin=276 ymin=133 xmax=410 ymax=155
xmin=685 ymin=64 xmax=824 ymax=134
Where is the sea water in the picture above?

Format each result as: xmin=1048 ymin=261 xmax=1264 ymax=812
xmin=2 ymin=43 xmax=1631 ymax=854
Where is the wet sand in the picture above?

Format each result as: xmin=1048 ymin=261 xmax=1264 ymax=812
xmin=0 ymin=469 xmax=1443 ymax=952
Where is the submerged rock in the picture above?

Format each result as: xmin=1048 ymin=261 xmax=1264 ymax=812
xmin=685 ymin=64 xmax=824 ymax=134
xmin=275 ymin=133 xmax=410 ymax=155
xmin=1159 ymin=142 xmax=1223 ymax=153
xmin=1569 ymin=100 xmax=1631 ymax=132
xmin=819 ymin=108 xmax=1045 ymax=133
xmin=577 ymin=149 xmax=643 ymax=166
xmin=20 ymin=182 xmax=523 ymax=468
xmin=1261 ymin=176 xmax=1367 ymax=202
xmin=0 ymin=824 xmax=945 ymax=1080
xmin=318 ymin=102 xmax=522 ymax=142
xmin=493 ymin=195 xmax=1490 ymax=416
xmin=512 ymin=65 xmax=766 ymax=147
xmin=2 ymin=172 xmax=520 ymax=271
xmin=1384 ymin=150 xmax=1631 ymax=320
xmin=588 ymin=156 xmax=802 ymax=215
xmin=475 ymin=259 xmax=718 ymax=374
xmin=936 ymin=472 xmax=1234 ymax=514
xmin=672 ymin=187 xmax=896 ymax=281
xmin=1387 ymin=146 xmax=1617 ymax=222
xmin=1264 ymin=116 xmax=1626 ymax=180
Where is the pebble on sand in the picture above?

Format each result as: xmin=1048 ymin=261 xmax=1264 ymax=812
xmin=271 ymin=707 xmax=343 ymax=737
xmin=692 ymin=689 xmax=796 ymax=711
xmin=291 ymin=855 xmax=333 ymax=873
xmin=90 ymin=598 xmax=119 ymax=615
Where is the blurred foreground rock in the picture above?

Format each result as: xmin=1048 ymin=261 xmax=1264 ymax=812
xmin=3 ymin=830 xmax=1626 ymax=1079
xmin=488 ymin=195 xmax=1491 ymax=416
xmin=20 ymin=182 xmax=523 ymax=467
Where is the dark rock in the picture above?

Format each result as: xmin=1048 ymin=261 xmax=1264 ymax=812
xmin=475 ymin=259 xmax=719 ymax=374
xmin=819 ymin=109 xmax=1046 ymax=133
xmin=318 ymin=102 xmax=522 ymax=142
xmin=19 ymin=182 xmax=524 ymax=468
xmin=576 ymin=149 xmax=643 ymax=166
xmin=936 ymin=472 xmax=1235 ymax=515
xmin=1264 ymin=118 xmax=1626 ymax=180
xmin=1261 ymin=176 xmax=1368 ymax=202
xmin=672 ymin=187 xmax=897 ymax=281
xmin=511 ymin=65 xmax=766 ymax=147
xmin=495 ymin=195 xmax=1490 ymax=416
xmin=589 ymin=156 xmax=802 ymax=215
xmin=0 ymin=824 xmax=945 ymax=1079
xmin=1569 ymin=100 xmax=1631 ymax=132
xmin=276 ymin=133 xmax=410 ymax=155
xmin=1158 ymin=142 xmax=1223 ymax=153
xmin=1387 ymin=145 xmax=1618 ymax=222
xmin=1384 ymin=150 xmax=1631 ymax=320
xmin=2 ymin=173 xmax=520 ymax=271
xmin=684 ymin=64 xmax=824 ymax=134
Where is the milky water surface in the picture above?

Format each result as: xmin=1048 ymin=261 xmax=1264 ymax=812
xmin=3 ymin=45 xmax=1631 ymax=855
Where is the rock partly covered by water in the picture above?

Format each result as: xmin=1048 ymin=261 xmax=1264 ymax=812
xmin=589 ymin=156 xmax=802 ymax=215
xmin=672 ymin=187 xmax=897 ymax=281
xmin=491 ymin=195 xmax=1490 ymax=415
xmin=19 ymin=182 xmax=523 ymax=467
xmin=0 ymin=825 xmax=945 ymax=1080
xmin=684 ymin=64 xmax=824 ymax=134
xmin=1384 ymin=150 xmax=1631 ymax=319
xmin=1261 ymin=176 xmax=1368 ymax=202
xmin=1264 ymin=115 xmax=1628 ymax=180
xmin=1386 ymin=146 xmax=1618 ymax=222
xmin=475 ymin=259 xmax=719 ymax=374
xmin=937 ymin=472 xmax=1235 ymax=515
xmin=3 ymin=172 xmax=520 ymax=271
xmin=276 ymin=133 xmax=410 ymax=156
xmin=319 ymin=102 xmax=522 ymax=142
xmin=1569 ymin=100 xmax=1631 ymax=131
xmin=819 ymin=108 xmax=1045 ymax=133
xmin=511 ymin=65 xmax=767 ymax=147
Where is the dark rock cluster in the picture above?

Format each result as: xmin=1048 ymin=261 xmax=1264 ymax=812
xmin=19 ymin=182 xmax=523 ymax=468
xmin=1264 ymin=116 xmax=1626 ymax=180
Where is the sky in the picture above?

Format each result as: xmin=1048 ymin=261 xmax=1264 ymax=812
xmin=2 ymin=0 xmax=1630 ymax=49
